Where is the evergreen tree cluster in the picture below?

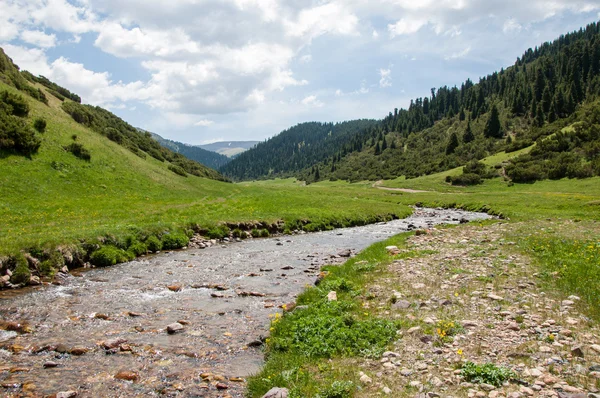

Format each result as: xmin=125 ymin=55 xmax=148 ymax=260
xmin=220 ymin=120 xmax=377 ymax=180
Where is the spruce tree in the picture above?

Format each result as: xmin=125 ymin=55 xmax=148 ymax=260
xmin=445 ymin=132 xmax=459 ymax=154
xmin=374 ymin=141 xmax=381 ymax=155
xmin=463 ymin=120 xmax=475 ymax=143
xmin=484 ymin=104 xmax=502 ymax=138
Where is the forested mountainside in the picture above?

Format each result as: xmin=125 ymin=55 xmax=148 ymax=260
xmin=149 ymin=132 xmax=231 ymax=170
xmin=219 ymin=120 xmax=377 ymax=180
xmin=227 ymin=22 xmax=600 ymax=184
xmin=0 ymin=47 xmax=227 ymax=182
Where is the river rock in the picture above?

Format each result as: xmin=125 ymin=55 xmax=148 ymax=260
xmin=167 ymin=323 xmax=185 ymax=334
xmin=262 ymin=387 xmax=289 ymax=398
xmin=167 ymin=284 xmax=183 ymax=292
xmin=216 ymin=382 xmax=228 ymax=390
xmin=29 ymin=276 xmax=41 ymax=285
xmin=69 ymin=346 xmax=89 ymax=356
xmin=114 ymin=370 xmax=139 ymax=381
xmin=590 ymin=344 xmax=600 ymax=353
xmin=327 ymin=291 xmax=337 ymax=301
xmin=43 ymin=361 xmax=59 ymax=368
xmin=101 ymin=338 xmax=127 ymax=350
xmin=56 ymin=391 xmax=78 ymax=398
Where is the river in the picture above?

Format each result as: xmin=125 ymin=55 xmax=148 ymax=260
xmin=0 ymin=208 xmax=492 ymax=398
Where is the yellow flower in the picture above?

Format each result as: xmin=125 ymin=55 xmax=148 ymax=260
xmin=457 ymin=349 xmax=463 ymax=355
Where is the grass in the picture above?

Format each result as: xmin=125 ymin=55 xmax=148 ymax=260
xmin=0 ymin=81 xmax=411 ymax=256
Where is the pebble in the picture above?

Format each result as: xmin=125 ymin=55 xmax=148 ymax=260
xmin=114 ymin=370 xmax=139 ymax=381
xmin=487 ymin=293 xmax=504 ymax=301
xmin=590 ymin=344 xmax=600 ymax=353
xmin=43 ymin=361 xmax=59 ymax=368
xmin=359 ymin=374 xmax=372 ymax=384
xmin=262 ymin=387 xmax=289 ymax=398
xmin=56 ymin=392 xmax=78 ymax=398
xmin=382 ymin=386 xmax=392 ymax=394
xmin=327 ymin=291 xmax=337 ymax=301
xmin=166 ymin=322 xmax=185 ymax=334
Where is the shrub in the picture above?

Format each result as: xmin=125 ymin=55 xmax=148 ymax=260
xmin=161 ymin=232 xmax=189 ymax=250
xmin=33 ymin=117 xmax=47 ymax=133
xmin=0 ymin=113 xmax=41 ymax=156
xmin=260 ymin=229 xmax=270 ymax=237
xmin=89 ymin=246 xmax=133 ymax=267
xmin=128 ymin=241 xmax=148 ymax=256
xmin=251 ymin=228 xmax=261 ymax=238
xmin=1 ymin=91 xmax=29 ymax=117
xmin=39 ymin=251 xmax=65 ymax=276
xmin=145 ymin=235 xmax=162 ymax=252
xmin=231 ymin=228 xmax=244 ymax=238
xmin=65 ymin=142 xmax=91 ymax=161
xmin=168 ymin=164 xmax=187 ymax=177
xmin=448 ymin=173 xmax=482 ymax=186
xmin=9 ymin=253 xmax=31 ymax=284
xmin=460 ymin=362 xmax=515 ymax=387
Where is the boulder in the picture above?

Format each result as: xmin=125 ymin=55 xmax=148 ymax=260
xmin=262 ymin=387 xmax=289 ymax=398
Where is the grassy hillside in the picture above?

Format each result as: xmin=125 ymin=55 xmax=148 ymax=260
xmin=0 ymin=78 xmax=408 ymax=255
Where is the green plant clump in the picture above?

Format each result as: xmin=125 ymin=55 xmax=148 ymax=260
xmin=145 ymin=236 xmax=162 ymax=252
xmin=9 ymin=253 xmax=31 ymax=284
xmin=128 ymin=241 xmax=148 ymax=256
xmin=161 ymin=232 xmax=189 ymax=250
xmin=89 ymin=246 xmax=133 ymax=267
xmin=33 ymin=117 xmax=47 ymax=133
xmin=315 ymin=381 xmax=355 ymax=398
xmin=460 ymin=362 xmax=515 ymax=387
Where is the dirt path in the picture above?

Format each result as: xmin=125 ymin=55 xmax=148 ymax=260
xmin=372 ymin=180 xmax=432 ymax=193
xmin=354 ymin=222 xmax=600 ymax=397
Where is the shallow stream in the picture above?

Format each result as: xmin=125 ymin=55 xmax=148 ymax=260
xmin=0 ymin=208 xmax=492 ymax=397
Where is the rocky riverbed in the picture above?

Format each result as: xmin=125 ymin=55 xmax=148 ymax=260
xmin=0 ymin=208 xmax=492 ymax=398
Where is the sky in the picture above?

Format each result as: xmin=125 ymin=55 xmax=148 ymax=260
xmin=1 ymin=1 xmax=600 ymax=145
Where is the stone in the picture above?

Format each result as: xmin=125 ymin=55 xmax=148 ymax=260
xmin=413 ymin=283 xmax=426 ymax=289
xmin=487 ymin=293 xmax=504 ymax=301
xmin=400 ymin=368 xmax=413 ymax=377
xmin=114 ymin=370 xmax=139 ymax=381
xmin=56 ymin=392 xmax=78 ymax=398
xmin=407 ymin=326 xmax=422 ymax=334
xmin=262 ymin=387 xmax=289 ymax=398
xmin=382 ymin=386 xmax=392 ymax=394
xmin=508 ymin=322 xmax=520 ymax=331
xmin=327 ymin=291 xmax=337 ymax=301
xmin=520 ymin=387 xmax=534 ymax=396
xmin=480 ymin=384 xmax=496 ymax=391
xmin=216 ymin=382 xmax=228 ymax=390
xmin=167 ymin=284 xmax=183 ymax=292
xmin=392 ymin=300 xmax=411 ymax=309
xmin=101 ymin=338 xmax=126 ymax=350
xmin=561 ymin=300 xmax=575 ymax=306
xmin=43 ymin=361 xmax=59 ymax=368
xmin=571 ymin=346 xmax=584 ymax=358
xmin=359 ymin=374 xmax=372 ymax=384
xmin=167 ymin=323 xmax=184 ymax=334
xmin=382 ymin=351 xmax=401 ymax=357
xmin=69 ymin=346 xmax=89 ymax=356
xmin=29 ymin=276 xmax=41 ymax=285
xmin=590 ymin=344 xmax=600 ymax=353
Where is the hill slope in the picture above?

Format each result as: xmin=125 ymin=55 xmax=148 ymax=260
xmin=220 ymin=120 xmax=377 ymax=180
xmin=148 ymin=131 xmax=231 ymax=170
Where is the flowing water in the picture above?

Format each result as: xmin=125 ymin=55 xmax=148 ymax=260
xmin=0 ymin=208 xmax=492 ymax=397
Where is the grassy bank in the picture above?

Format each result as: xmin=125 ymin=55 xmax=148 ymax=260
xmin=248 ymin=174 xmax=600 ymax=397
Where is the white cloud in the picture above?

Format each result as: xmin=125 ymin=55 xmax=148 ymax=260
xmin=503 ymin=18 xmax=523 ymax=34
xmin=195 ymin=119 xmax=214 ymax=127
xmin=301 ymin=95 xmax=324 ymax=107
xmin=284 ymin=2 xmax=359 ymax=40
xmin=300 ymin=54 xmax=312 ymax=63
xmin=372 ymin=29 xmax=379 ymax=39
xmin=444 ymin=46 xmax=471 ymax=60
xmin=388 ymin=18 xmax=428 ymax=37
xmin=20 ymin=30 xmax=57 ymax=48
xmin=379 ymin=68 xmax=392 ymax=88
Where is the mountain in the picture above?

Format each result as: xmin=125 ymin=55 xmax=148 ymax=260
xmin=199 ymin=141 xmax=259 ymax=157
xmin=148 ymin=131 xmax=231 ymax=170
xmin=220 ymin=120 xmax=377 ymax=180
xmin=224 ymin=22 xmax=600 ymax=185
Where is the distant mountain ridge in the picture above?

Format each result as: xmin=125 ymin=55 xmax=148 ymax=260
xmin=199 ymin=141 xmax=259 ymax=158
xmin=148 ymin=131 xmax=231 ymax=170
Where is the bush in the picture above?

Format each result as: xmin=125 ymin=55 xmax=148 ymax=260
xmin=460 ymin=362 xmax=515 ymax=387
xmin=260 ymin=229 xmax=270 ymax=237
xmin=9 ymin=253 xmax=31 ymax=284
xmin=33 ymin=117 xmax=47 ymax=133
xmin=145 ymin=235 xmax=162 ymax=252
xmin=0 ymin=113 xmax=41 ymax=156
xmin=231 ymin=228 xmax=244 ymax=238
xmin=316 ymin=381 xmax=354 ymax=398
xmin=89 ymin=246 xmax=133 ymax=267
xmin=1 ymin=91 xmax=29 ymax=117
xmin=168 ymin=164 xmax=187 ymax=177
xmin=128 ymin=241 xmax=148 ymax=256
xmin=65 ymin=142 xmax=91 ymax=161
xmin=251 ymin=228 xmax=261 ymax=238
xmin=447 ymin=173 xmax=482 ymax=186
xmin=161 ymin=232 xmax=189 ymax=250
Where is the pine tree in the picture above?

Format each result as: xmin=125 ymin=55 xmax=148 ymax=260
xmin=463 ymin=120 xmax=475 ymax=143
xmin=381 ymin=137 xmax=387 ymax=151
xmin=484 ymin=104 xmax=502 ymax=138
xmin=445 ymin=132 xmax=459 ymax=154
xmin=374 ymin=141 xmax=381 ymax=155
xmin=459 ymin=108 xmax=465 ymax=121
xmin=535 ymin=103 xmax=545 ymax=127
xmin=390 ymin=139 xmax=397 ymax=149
xmin=314 ymin=166 xmax=320 ymax=180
